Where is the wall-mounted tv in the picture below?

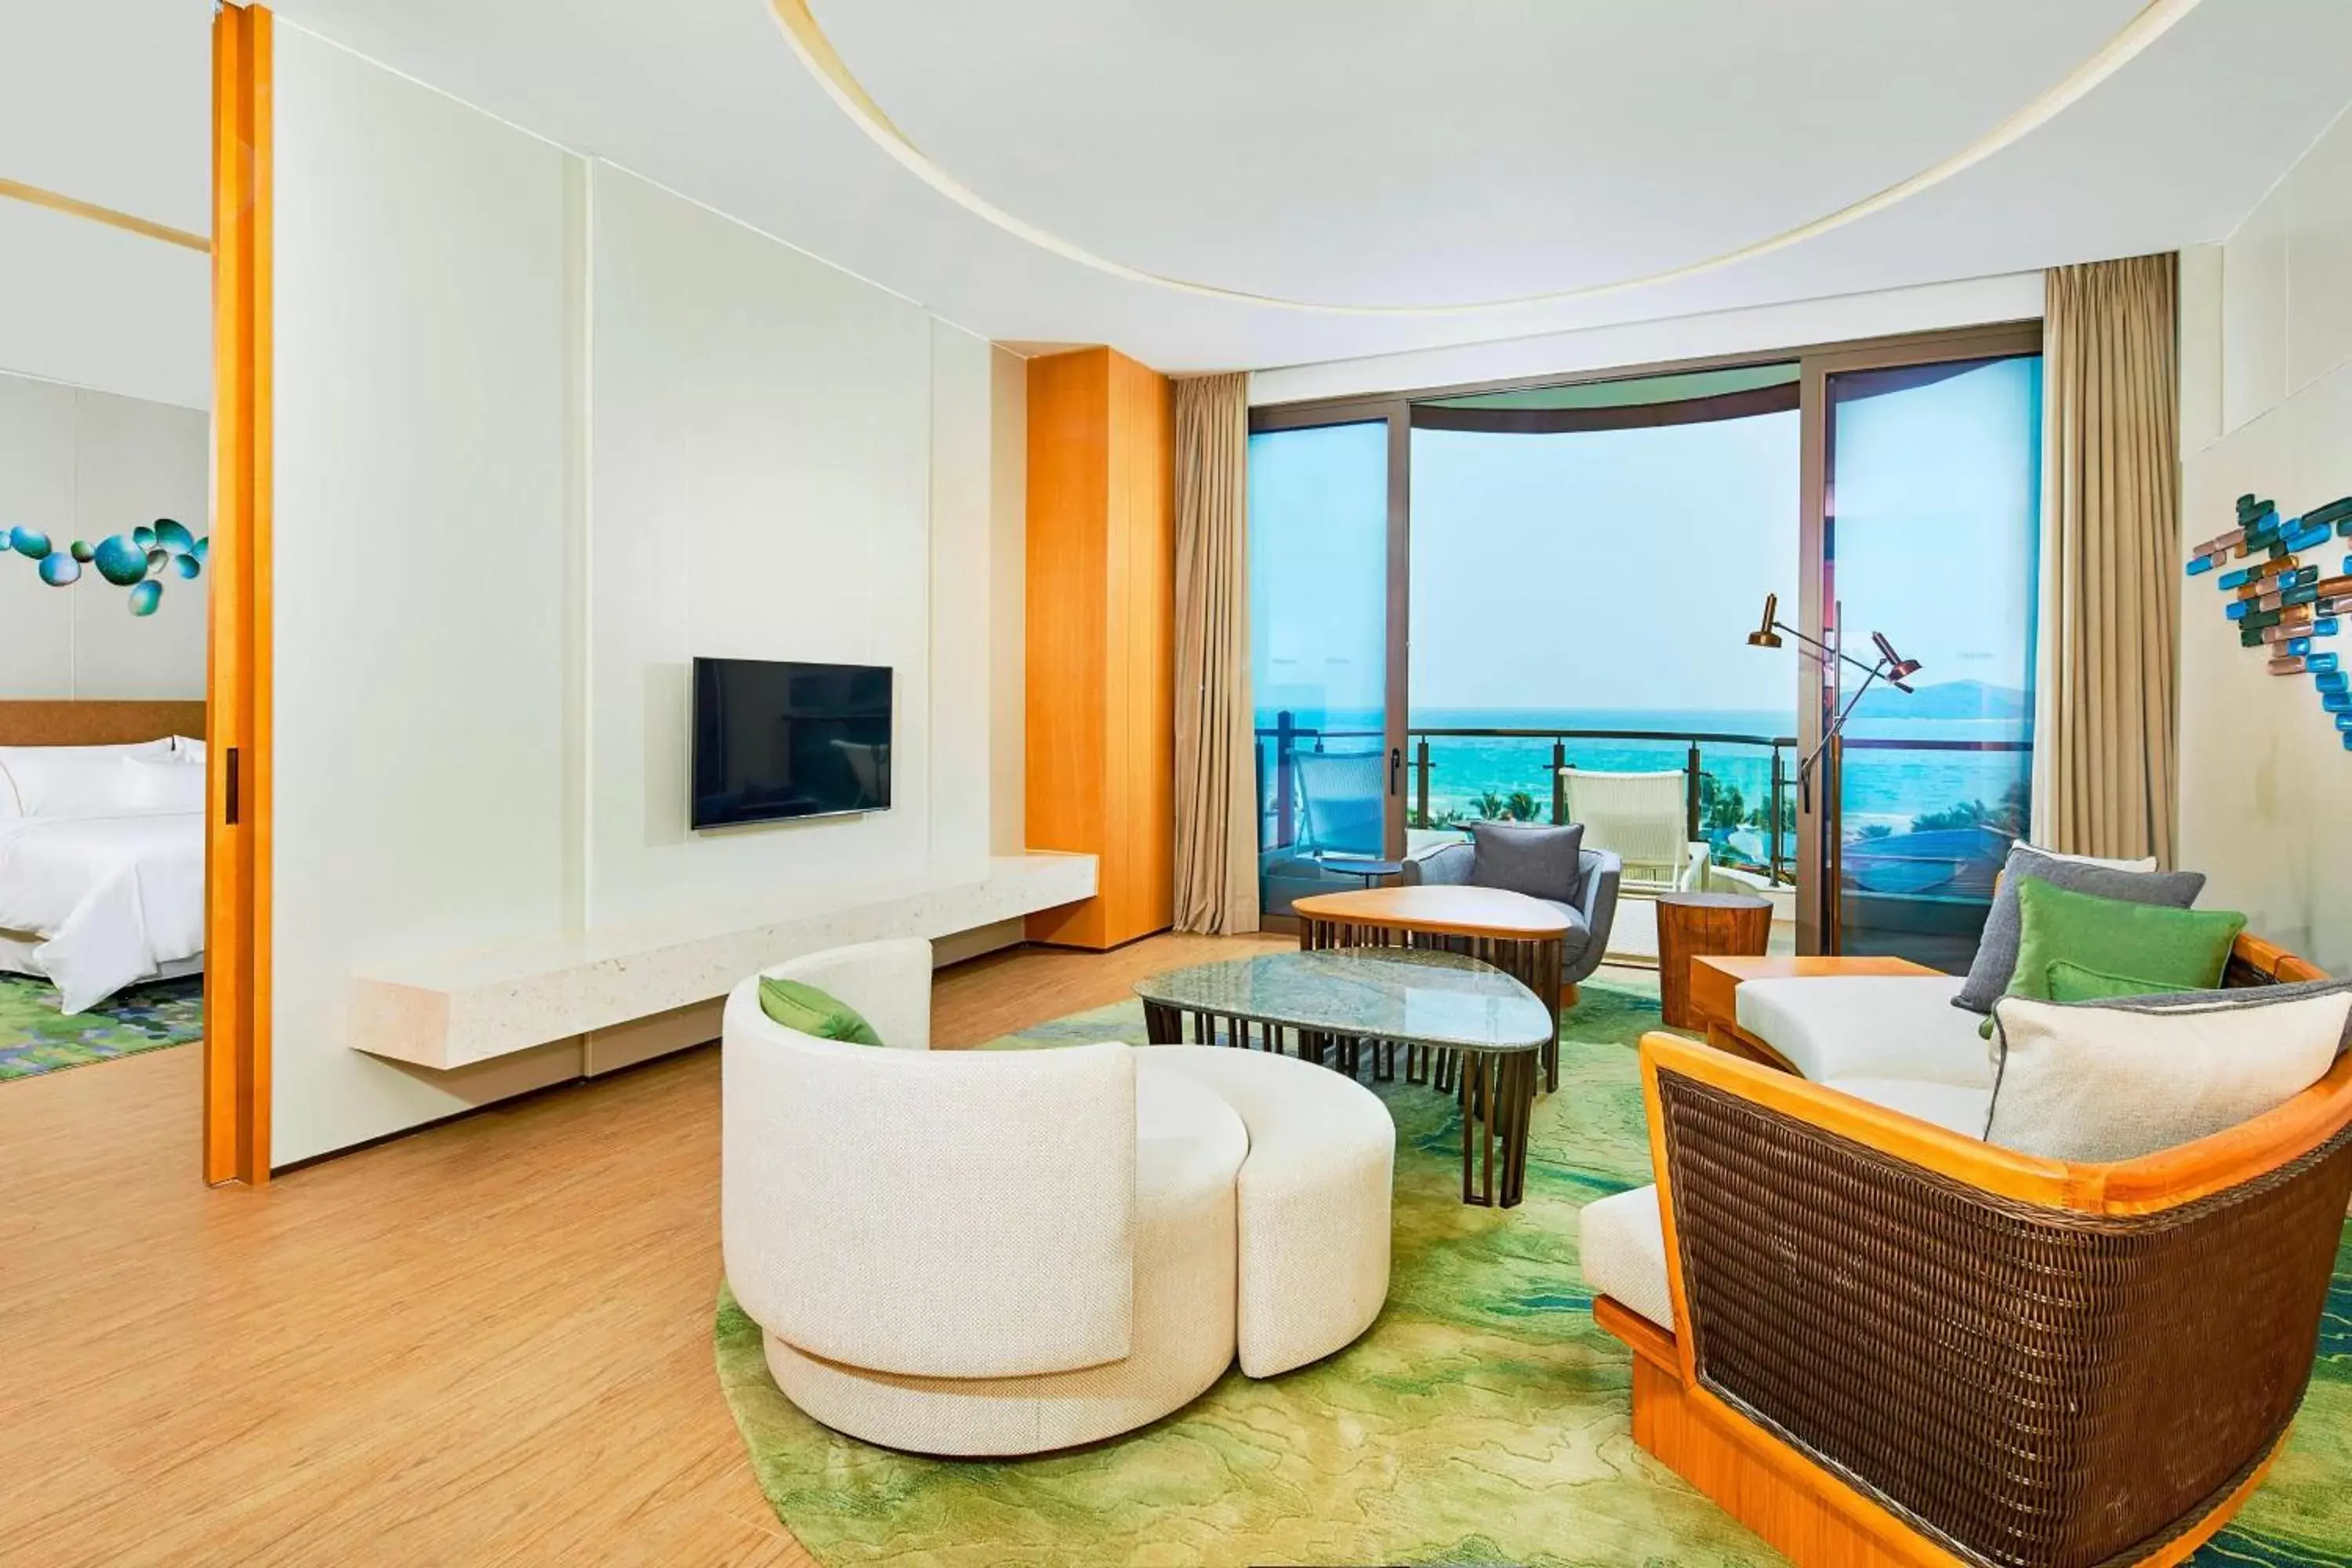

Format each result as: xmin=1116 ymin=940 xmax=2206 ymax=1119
xmin=691 ymin=658 xmax=892 ymax=830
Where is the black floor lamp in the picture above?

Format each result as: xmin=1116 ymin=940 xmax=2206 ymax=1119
xmin=1745 ymin=593 xmax=1922 ymax=815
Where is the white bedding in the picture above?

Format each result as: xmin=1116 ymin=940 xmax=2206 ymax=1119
xmin=0 ymin=810 xmax=205 ymax=1012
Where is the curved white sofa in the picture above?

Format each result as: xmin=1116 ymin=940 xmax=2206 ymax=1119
xmin=722 ymin=939 xmax=1393 ymax=1457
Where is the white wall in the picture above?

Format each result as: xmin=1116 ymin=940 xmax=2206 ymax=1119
xmin=927 ymin=318 xmax=995 ymax=885
xmin=267 ymin=34 xmax=1025 ymax=1165
xmin=1247 ymin=273 xmax=2046 ymax=407
xmin=586 ymin=166 xmax=935 ymax=927
xmin=272 ymin=23 xmax=580 ymax=1166
xmin=2178 ymin=107 xmax=2352 ymax=971
xmin=988 ymin=345 xmax=1027 ymax=856
xmin=0 ymin=370 xmax=208 ymax=698
xmin=0 ymin=0 xmax=210 ymax=409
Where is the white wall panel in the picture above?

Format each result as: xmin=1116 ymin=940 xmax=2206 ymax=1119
xmin=270 ymin=23 xmax=578 ymax=1166
xmin=988 ymin=344 xmax=1027 ymax=856
xmin=587 ymin=165 xmax=934 ymax=929
xmin=2284 ymin=108 xmax=2352 ymax=397
xmin=0 ymin=374 xmax=80 ymax=696
xmin=0 ymin=201 xmax=209 ymax=412
xmin=927 ymin=318 xmax=994 ymax=884
xmin=2220 ymin=182 xmax=2290 ymax=436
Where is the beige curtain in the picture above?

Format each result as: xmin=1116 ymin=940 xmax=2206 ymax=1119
xmin=2040 ymin=254 xmax=2180 ymax=865
xmin=1171 ymin=372 xmax=1259 ymax=935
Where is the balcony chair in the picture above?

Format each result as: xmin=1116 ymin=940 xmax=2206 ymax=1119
xmin=1260 ymin=747 xmax=1388 ymax=916
xmin=1581 ymin=935 xmax=2352 ymax=1568
xmin=1555 ymin=768 xmax=1711 ymax=893
xmin=1399 ymin=822 xmax=1621 ymax=1005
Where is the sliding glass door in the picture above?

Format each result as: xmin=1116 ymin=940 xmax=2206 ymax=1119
xmin=1247 ymin=408 xmax=1405 ymax=918
xmin=1810 ymin=341 xmax=2044 ymax=965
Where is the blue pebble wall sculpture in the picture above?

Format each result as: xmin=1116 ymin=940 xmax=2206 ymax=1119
xmin=0 ymin=518 xmax=206 ymax=612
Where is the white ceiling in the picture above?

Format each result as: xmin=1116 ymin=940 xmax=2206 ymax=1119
xmin=26 ymin=0 xmax=2352 ymax=375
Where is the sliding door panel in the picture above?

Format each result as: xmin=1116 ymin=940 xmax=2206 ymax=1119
xmin=1823 ymin=354 xmax=2042 ymax=967
xmin=1247 ymin=417 xmax=1396 ymax=917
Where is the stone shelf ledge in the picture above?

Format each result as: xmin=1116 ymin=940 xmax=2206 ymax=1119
xmin=350 ymin=852 xmax=1097 ymax=1070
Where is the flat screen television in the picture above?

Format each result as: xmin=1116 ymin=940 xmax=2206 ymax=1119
xmin=690 ymin=658 xmax=892 ymax=829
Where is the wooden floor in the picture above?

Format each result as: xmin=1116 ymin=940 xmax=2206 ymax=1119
xmin=0 ymin=931 xmax=1287 ymax=1567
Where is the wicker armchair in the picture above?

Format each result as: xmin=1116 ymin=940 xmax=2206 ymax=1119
xmin=1595 ymin=935 xmax=2352 ymax=1568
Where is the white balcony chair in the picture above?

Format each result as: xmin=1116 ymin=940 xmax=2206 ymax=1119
xmin=1556 ymin=768 xmax=1711 ymax=894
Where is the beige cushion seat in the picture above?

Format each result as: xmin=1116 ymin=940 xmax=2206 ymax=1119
xmin=1145 ymin=1046 xmax=1393 ymax=1377
xmin=1737 ymin=973 xmax=1994 ymax=1087
xmin=1581 ymin=1184 xmax=1673 ymax=1330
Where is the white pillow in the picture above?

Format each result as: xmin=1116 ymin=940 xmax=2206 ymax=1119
xmin=122 ymin=756 xmax=206 ymax=814
xmin=0 ymin=739 xmax=175 ymax=818
xmin=1985 ymin=987 xmax=2352 ymax=1162
xmin=172 ymin=735 xmax=206 ymax=764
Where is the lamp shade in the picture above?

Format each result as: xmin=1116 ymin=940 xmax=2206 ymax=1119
xmin=1747 ymin=593 xmax=1782 ymax=648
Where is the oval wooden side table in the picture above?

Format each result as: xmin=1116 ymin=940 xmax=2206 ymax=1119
xmin=1656 ymin=891 xmax=1772 ymax=1029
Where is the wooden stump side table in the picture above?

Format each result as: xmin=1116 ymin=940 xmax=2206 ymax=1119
xmin=1656 ymin=891 xmax=1773 ymax=1029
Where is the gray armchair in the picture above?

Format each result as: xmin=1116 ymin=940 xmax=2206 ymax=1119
xmin=1402 ymin=833 xmax=1621 ymax=993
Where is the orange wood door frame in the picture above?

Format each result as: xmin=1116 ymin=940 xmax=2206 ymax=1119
xmin=207 ymin=2 xmax=273 ymax=1185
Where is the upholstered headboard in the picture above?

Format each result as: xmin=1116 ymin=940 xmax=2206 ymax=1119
xmin=0 ymin=701 xmax=205 ymax=747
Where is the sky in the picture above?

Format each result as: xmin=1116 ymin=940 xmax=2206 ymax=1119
xmin=1247 ymin=357 xmax=2041 ymax=725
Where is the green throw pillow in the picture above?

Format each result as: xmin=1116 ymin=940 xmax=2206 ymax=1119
xmin=2043 ymin=959 xmax=2205 ymax=1005
xmin=2008 ymin=878 xmax=2244 ymax=1007
xmin=758 ymin=976 xmax=884 ymax=1046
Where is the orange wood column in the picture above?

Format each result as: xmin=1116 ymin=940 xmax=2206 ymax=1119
xmin=206 ymin=2 xmax=274 ymax=1185
xmin=1025 ymin=347 xmax=1174 ymax=950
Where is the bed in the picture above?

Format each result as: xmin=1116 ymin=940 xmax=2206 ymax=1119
xmin=0 ymin=701 xmax=206 ymax=1014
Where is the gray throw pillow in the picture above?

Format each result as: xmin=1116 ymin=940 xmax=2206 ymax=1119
xmin=1470 ymin=821 xmax=1584 ymax=904
xmin=1952 ymin=844 xmax=2205 ymax=1014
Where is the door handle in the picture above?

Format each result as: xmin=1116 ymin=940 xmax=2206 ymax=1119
xmin=1389 ymin=746 xmax=1402 ymax=797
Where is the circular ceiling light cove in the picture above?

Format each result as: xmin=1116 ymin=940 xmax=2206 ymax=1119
xmin=769 ymin=0 xmax=2202 ymax=318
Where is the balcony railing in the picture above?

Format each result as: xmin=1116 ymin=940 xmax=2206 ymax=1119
xmin=1255 ymin=713 xmax=1801 ymax=886
xmin=1256 ymin=717 xmax=2036 ymax=900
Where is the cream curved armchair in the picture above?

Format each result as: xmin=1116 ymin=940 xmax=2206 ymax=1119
xmin=721 ymin=938 xmax=1247 ymax=1457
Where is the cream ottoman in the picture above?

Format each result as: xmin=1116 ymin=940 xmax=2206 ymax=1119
xmin=1145 ymin=1046 xmax=1395 ymax=1377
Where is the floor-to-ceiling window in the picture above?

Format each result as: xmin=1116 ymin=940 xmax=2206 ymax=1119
xmin=1246 ymin=328 xmax=2045 ymax=967
xmin=1408 ymin=369 xmax=1800 ymax=898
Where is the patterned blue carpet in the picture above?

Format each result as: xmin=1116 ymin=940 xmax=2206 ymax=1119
xmin=0 ymin=974 xmax=202 ymax=1080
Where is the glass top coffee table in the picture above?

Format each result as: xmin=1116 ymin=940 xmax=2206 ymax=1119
xmin=1136 ymin=947 xmax=1552 ymax=1207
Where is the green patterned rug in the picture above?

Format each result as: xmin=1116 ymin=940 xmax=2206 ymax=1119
xmin=0 ymin=973 xmax=203 ymax=1080
xmin=713 ymin=978 xmax=2352 ymax=1567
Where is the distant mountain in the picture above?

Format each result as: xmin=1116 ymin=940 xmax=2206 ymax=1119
xmin=1850 ymin=679 xmax=2031 ymax=721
